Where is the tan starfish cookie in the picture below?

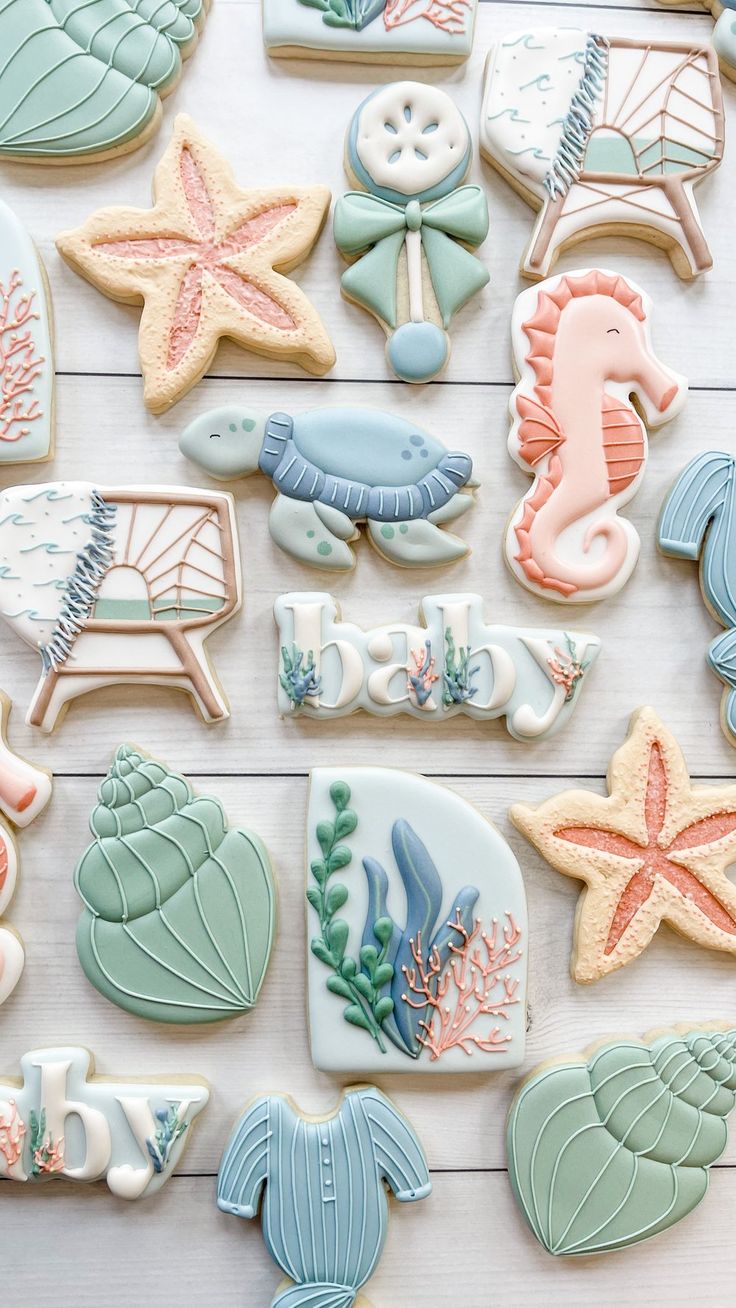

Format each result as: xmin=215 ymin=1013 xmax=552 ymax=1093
xmin=56 ymin=115 xmax=335 ymax=412
xmin=511 ymin=707 xmax=736 ymax=982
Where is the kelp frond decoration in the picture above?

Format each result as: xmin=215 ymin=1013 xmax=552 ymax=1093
xmin=146 ymin=1105 xmax=189 ymax=1175
xmin=442 ymin=626 xmax=480 ymax=705
xmin=29 ymin=1109 xmax=64 ymax=1176
xmin=297 ymin=0 xmax=386 ymax=30
xmin=280 ymin=643 xmax=321 ymax=707
xmin=546 ymin=634 xmax=590 ymax=702
xmin=0 ymin=1100 xmax=25 ymax=1169
xmin=407 ymin=640 xmax=438 ymax=707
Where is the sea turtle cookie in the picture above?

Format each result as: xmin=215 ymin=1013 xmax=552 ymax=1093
xmin=56 ymin=115 xmax=335 ymax=412
xmin=217 ymin=1085 xmax=431 ymax=1308
xmin=180 ymin=404 xmax=476 ymax=570
xmin=511 ymin=707 xmax=736 ymax=983
xmin=0 ymin=1046 xmax=208 ymax=1197
xmin=0 ymin=481 xmax=242 ymax=731
xmin=334 ymin=82 xmax=489 ymax=382
xmin=306 ymin=768 xmax=527 ymax=1073
xmin=74 ymin=746 xmax=276 ymax=1025
xmin=507 ymin=1022 xmax=736 ymax=1256
xmin=0 ymin=202 xmax=54 ymax=465
xmin=480 ymin=30 xmax=724 ymax=280
xmin=505 ymin=269 xmax=687 ymax=603
xmin=0 ymin=0 xmax=209 ymax=163
xmin=263 ymin=0 xmax=478 ymax=64
xmin=659 ymin=0 xmax=736 ymax=81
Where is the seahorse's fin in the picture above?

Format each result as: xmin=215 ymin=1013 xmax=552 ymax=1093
xmin=601 ymin=394 xmax=645 ymax=496
xmin=512 ymin=454 xmax=576 ymax=596
xmin=515 ymin=394 xmax=565 ymax=467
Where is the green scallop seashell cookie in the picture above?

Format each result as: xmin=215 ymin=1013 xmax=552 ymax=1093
xmin=74 ymin=745 xmax=276 ymax=1025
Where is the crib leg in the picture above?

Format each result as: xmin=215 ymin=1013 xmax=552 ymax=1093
xmin=522 ymin=196 xmax=567 ymax=279
xmin=166 ymin=628 xmax=230 ymax=723
xmin=664 ymin=179 xmax=713 ymax=276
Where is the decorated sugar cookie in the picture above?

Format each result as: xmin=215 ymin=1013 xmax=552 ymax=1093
xmin=334 ymin=82 xmax=489 ymax=382
xmin=0 ymin=1046 xmax=208 ymax=1197
xmin=0 ymin=482 xmax=241 ymax=731
xmin=480 ymin=30 xmax=724 ymax=280
xmin=0 ymin=0 xmax=209 ymax=163
xmin=180 ymin=404 xmax=476 ymax=569
xmin=263 ymin=0 xmax=478 ymax=64
xmin=506 ymin=269 xmax=687 ymax=603
xmin=307 ymin=769 xmax=527 ymax=1073
xmin=275 ymin=591 xmax=600 ymax=742
xmin=74 ymin=746 xmax=276 ymax=1024
xmin=218 ymin=1086 xmax=431 ymax=1307
xmin=511 ymin=707 xmax=736 ymax=983
xmin=56 ymin=115 xmax=335 ymax=412
xmin=659 ymin=0 xmax=736 ymax=81
xmin=0 ymin=202 xmax=54 ymax=465
xmin=659 ymin=453 xmax=736 ymax=749
xmin=507 ymin=1022 xmax=736 ymax=1256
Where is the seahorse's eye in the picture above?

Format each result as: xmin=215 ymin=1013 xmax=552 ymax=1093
xmin=607 ymin=328 xmax=620 ymax=335
xmin=209 ymin=433 xmax=221 ymax=440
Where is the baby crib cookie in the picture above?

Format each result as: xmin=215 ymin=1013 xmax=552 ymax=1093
xmin=0 ymin=201 xmax=54 ymax=465
xmin=56 ymin=115 xmax=335 ymax=412
xmin=263 ymin=0 xmax=479 ymax=64
xmin=180 ymin=403 xmax=476 ymax=569
xmin=659 ymin=0 xmax=736 ymax=81
xmin=505 ymin=269 xmax=687 ymax=603
xmin=480 ymin=29 xmax=724 ymax=280
xmin=0 ymin=481 xmax=241 ymax=731
xmin=334 ymin=82 xmax=489 ymax=382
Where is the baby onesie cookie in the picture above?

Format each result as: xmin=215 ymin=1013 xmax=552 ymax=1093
xmin=0 ymin=481 xmax=241 ymax=731
xmin=506 ymin=269 xmax=687 ymax=603
xmin=56 ymin=115 xmax=335 ymax=412
xmin=263 ymin=0 xmax=478 ymax=64
xmin=0 ymin=202 xmax=54 ymax=465
xmin=217 ymin=1085 xmax=431 ymax=1308
xmin=0 ymin=0 xmax=209 ymax=163
xmin=511 ymin=707 xmax=736 ymax=983
xmin=480 ymin=30 xmax=724 ymax=280
xmin=275 ymin=591 xmax=600 ymax=742
xmin=659 ymin=0 xmax=736 ymax=81
xmin=334 ymin=82 xmax=489 ymax=382
xmin=307 ymin=768 xmax=527 ymax=1073
xmin=74 ymin=745 xmax=276 ymax=1024
xmin=507 ymin=1022 xmax=736 ymax=1256
xmin=180 ymin=403 xmax=476 ymax=570
xmin=0 ymin=1046 xmax=208 ymax=1197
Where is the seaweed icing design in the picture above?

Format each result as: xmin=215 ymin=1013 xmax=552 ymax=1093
xmin=29 ymin=1109 xmax=64 ymax=1176
xmin=406 ymin=640 xmax=438 ymax=707
xmin=279 ymin=643 xmax=321 ymax=707
xmin=442 ymin=625 xmax=479 ymax=705
xmin=546 ymin=635 xmax=591 ymax=702
xmin=0 ymin=269 xmax=44 ymax=443
xmin=0 ymin=1100 xmax=25 ymax=1170
xmin=296 ymin=0 xmax=472 ymax=34
xmin=146 ymin=1105 xmax=189 ymax=1175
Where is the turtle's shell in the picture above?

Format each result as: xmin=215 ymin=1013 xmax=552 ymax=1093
xmin=292 ymin=408 xmax=447 ymax=485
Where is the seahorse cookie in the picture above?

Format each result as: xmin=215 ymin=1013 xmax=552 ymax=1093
xmin=0 ymin=0 xmax=209 ymax=163
xmin=180 ymin=404 xmax=476 ymax=569
xmin=334 ymin=82 xmax=489 ymax=382
xmin=0 ymin=481 xmax=241 ymax=731
xmin=506 ymin=269 xmax=687 ymax=603
xmin=511 ymin=707 xmax=736 ymax=983
xmin=659 ymin=0 xmax=736 ymax=81
xmin=507 ymin=1022 xmax=736 ymax=1256
xmin=56 ymin=115 xmax=335 ymax=412
xmin=74 ymin=745 xmax=276 ymax=1024
xmin=263 ymin=0 xmax=478 ymax=64
xmin=0 ymin=1046 xmax=208 ymax=1197
xmin=217 ymin=1085 xmax=431 ymax=1308
xmin=480 ymin=30 xmax=724 ymax=280
xmin=0 ymin=202 xmax=54 ymax=465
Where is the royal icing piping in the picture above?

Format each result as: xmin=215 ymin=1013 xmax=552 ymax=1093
xmin=511 ymin=706 xmax=736 ymax=983
xmin=658 ymin=0 xmax=736 ymax=82
xmin=180 ymin=404 xmax=476 ymax=570
xmin=0 ymin=1046 xmax=208 ymax=1197
xmin=56 ymin=115 xmax=335 ymax=412
xmin=217 ymin=1086 xmax=431 ymax=1307
xmin=307 ymin=768 xmax=527 ymax=1073
xmin=263 ymin=0 xmax=478 ymax=62
xmin=480 ymin=30 xmax=724 ymax=279
xmin=334 ymin=82 xmax=489 ymax=383
xmin=506 ymin=268 xmax=687 ymax=602
xmin=275 ymin=592 xmax=600 ymax=741
xmin=507 ymin=1023 xmax=736 ymax=1256
xmin=0 ymin=202 xmax=53 ymax=465
xmin=74 ymin=745 xmax=276 ymax=1025
xmin=0 ymin=481 xmax=242 ymax=731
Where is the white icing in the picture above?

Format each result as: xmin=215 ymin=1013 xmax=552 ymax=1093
xmin=0 ymin=926 xmax=24 ymax=1009
xmin=0 ymin=200 xmax=53 ymax=466
xmin=39 ymin=1057 xmax=112 ymax=1182
xmin=262 ymin=0 xmax=477 ymax=60
xmin=355 ymin=82 xmax=469 ymax=197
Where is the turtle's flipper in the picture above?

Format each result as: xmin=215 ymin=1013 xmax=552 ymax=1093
xmin=366 ymin=518 xmax=468 ymax=567
xmin=428 ymin=493 xmax=475 ymax=526
xmin=269 ymin=495 xmax=356 ymax=570
xmin=314 ymin=501 xmax=360 ymax=541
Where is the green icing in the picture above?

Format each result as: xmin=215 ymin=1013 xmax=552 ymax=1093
xmin=585 ymin=134 xmax=714 ymax=176
xmin=93 ymin=596 xmax=224 ymax=620
xmin=380 ymin=526 xmax=395 ymax=540
xmin=316 ymin=541 xmax=333 ymax=556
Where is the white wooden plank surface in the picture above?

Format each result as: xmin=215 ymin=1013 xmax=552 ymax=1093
xmin=1 ymin=0 xmax=735 ymax=1303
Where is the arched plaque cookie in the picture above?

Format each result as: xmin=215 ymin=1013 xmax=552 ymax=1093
xmin=263 ymin=0 xmax=478 ymax=64
xmin=0 ymin=202 xmax=54 ymax=465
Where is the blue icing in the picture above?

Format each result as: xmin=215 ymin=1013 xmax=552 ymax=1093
xmin=291 ymin=407 xmax=445 ymax=486
xmin=387 ymin=321 xmax=448 ymax=383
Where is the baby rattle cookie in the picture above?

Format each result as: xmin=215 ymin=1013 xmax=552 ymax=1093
xmin=262 ymin=0 xmax=478 ymax=65
xmin=505 ymin=268 xmax=687 ymax=603
xmin=217 ymin=1085 xmax=431 ymax=1308
xmin=74 ymin=745 xmax=276 ymax=1025
xmin=180 ymin=403 xmax=476 ymax=570
xmin=56 ymin=114 xmax=335 ymax=412
xmin=511 ymin=707 xmax=736 ymax=983
xmin=480 ymin=29 xmax=724 ymax=280
xmin=0 ymin=201 xmax=54 ymax=465
xmin=334 ymin=82 xmax=489 ymax=382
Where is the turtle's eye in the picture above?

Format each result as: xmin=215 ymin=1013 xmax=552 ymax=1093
xmin=209 ymin=433 xmax=221 ymax=439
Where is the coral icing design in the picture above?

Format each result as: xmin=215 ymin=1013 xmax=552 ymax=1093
xmin=275 ymin=592 xmax=600 ymax=742
xmin=506 ymin=269 xmax=687 ymax=602
xmin=307 ymin=769 xmax=527 ymax=1073
xmin=0 ymin=482 xmax=241 ymax=731
xmin=56 ymin=115 xmax=334 ymax=412
xmin=74 ymin=746 xmax=276 ymax=1025
xmin=0 ymin=1047 xmax=208 ymax=1197
xmin=217 ymin=1086 xmax=431 ymax=1307
xmin=511 ymin=707 xmax=736 ymax=982
xmin=0 ymin=201 xmax=53 ymax=465
xmin=334 ymin=83 xmax=489 ymax=382
xmin=0 ymin=0 xmax=209 ymax=163
xmin=659 ymin=0 xmax=736 ymax=82
xmin=263 ymin=0 xmax=477 ymax=63
xmin=507 ymin=1023 xmax=736 ymax=1256
xmin=180 ymin=404 xmax=476 ymax=570
xmin=480 ymin=31 xmax=724 ymax=280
